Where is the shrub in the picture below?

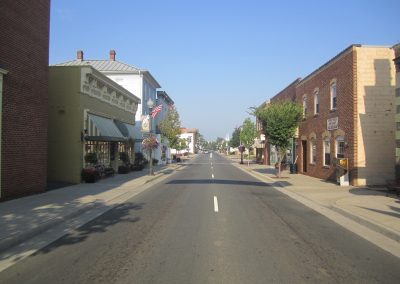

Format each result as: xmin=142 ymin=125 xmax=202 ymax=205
xmin=84 ymin=153 xmax=98 ymax=165
xmin=152 ymin=158 xmax=158 ymax=165
xmin=118 ymin=165 xmax=130 ymax=174
xmin=119 ymin=152 xmax=130 ymax=165
xmin=82 ymin=167 xmax=100 ymax=183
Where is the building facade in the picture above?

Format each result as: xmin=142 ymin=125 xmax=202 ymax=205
xmin=270 ymin=45 xmax=395 ymax=186
xmin=394 ymin=44 xmax=400 ymax=178
xmin=54 ymin=50 xmax=162 ymax=154
xmin=48 ymin=66 xmax=140 ymax=184
xmin=0 ymin=0 xmax=50 ymax=199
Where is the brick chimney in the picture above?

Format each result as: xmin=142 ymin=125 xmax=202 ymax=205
xmin=109 ymin=50 xmax=116 ymax=61
xmin=77 ymin=50 xmax=84 ymax=61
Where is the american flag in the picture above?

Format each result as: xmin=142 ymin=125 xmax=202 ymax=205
xmin=151 ymin=104 xmax=162 ymax=118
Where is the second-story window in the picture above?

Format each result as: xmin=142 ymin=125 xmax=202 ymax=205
xmin=303 ymin=95 xmax=307 ymax=118
xmin=314 ymin=91 xmax=319 ymax=115
xmin=330 ymin=82 xmax=337 ymax=110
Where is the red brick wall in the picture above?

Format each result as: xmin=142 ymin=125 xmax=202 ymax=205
xmin=295 ymin=48 xmax=356 ymax=184
xmin=270 ymin=78 xmax=300 ymax=103
xmin=0 ymin=0 xmax=50 ymax=199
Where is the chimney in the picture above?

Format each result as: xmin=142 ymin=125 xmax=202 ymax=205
xmin=109 ymin=50 xmax=116 ymax=61
xmin=77 ymin=50 xmax=84 ymax=61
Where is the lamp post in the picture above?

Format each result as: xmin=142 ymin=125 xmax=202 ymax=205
xmin=147 ymin=98 xmax=154 ymax=175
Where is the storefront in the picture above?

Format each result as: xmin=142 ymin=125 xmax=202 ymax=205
xmin=48 ymin=65 xmax=140 ymax=184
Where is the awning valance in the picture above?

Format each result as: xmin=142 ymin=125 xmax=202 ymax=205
xmin=86 ymin=114 xmax=126 ymax=142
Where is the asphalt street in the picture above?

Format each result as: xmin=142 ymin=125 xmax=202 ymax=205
xmin=1 ymin=153 xmax=400 ymax=283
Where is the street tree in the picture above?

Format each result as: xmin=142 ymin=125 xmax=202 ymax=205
xmin=239 ymin=118 xmax=256 ymax=166
xmin=230 ymin=127 xmax=241 ymax=148
xmin=254 ymin=101 xmax=302 ymax=177
xmin=158 ymin=105 xmax=181 ymax=151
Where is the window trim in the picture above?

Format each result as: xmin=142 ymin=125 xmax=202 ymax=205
xmin=330 ymin=81 xmax=337 ymax=111
xmin=335 ymin=136 xmax=345 ymax=159
xmin=314 ymin=90 xmax=319 ymax=115
xmin=323 ymin=136 xmax=331 ymax=166
xmin=303 ymin=95 xmax=307 ymax=118
xmin=310 ymin=138 xmax=317 ymax=164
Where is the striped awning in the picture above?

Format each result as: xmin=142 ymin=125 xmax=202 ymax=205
xmin=86 ymin=114 xmax=126 ymax=142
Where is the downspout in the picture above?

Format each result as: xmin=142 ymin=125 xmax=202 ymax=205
xmin=0 ymin=68 xmax=9 ymax=199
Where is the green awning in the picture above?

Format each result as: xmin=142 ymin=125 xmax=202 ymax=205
xmin=114 ymin=120 xmax=142 ymax=142
xmin=86 ymin=114 xmax=126 ymax=142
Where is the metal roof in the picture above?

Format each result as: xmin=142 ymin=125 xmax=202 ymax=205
xmin=52 ymin=60 xmax=143 ymax=72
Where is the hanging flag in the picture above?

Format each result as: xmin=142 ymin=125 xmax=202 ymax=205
xmin=151 ymin=104 xmax=162 ymax=118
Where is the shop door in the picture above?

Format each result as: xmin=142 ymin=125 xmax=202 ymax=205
xmin=302 ymin=140 xmax=307 ymax=173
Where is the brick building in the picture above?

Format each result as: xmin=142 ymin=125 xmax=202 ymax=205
xmin=0 ymin=1 xmax=51 ymax=199
xmin=268 ymin=45 xmax=395 ymax=186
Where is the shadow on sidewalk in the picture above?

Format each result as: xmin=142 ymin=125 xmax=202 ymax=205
xmin=349 ymin=188 xmax=400 ymax=199
xmin=33 ymin=202 xmax=144 ymax=255
xmin=357 ymin=206 xmax=400 ymax=219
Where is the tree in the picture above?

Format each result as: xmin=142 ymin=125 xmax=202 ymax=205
xmin=254 ymin=101 xmax=302 ymax=177
xmin=239 ymin=118 xmax=256 ymax=166
xmin=196 ymin=132 xmax=208 ymax=152
xmin=230 ymin=127 xmax=241 ymax=148
xmin=158 ymin=106 xmax=181 ymax=150
xmin=175 ymin=138 xmax=188 ymax=154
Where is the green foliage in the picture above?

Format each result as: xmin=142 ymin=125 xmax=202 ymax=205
xmin=230 ymin=127 xmax=241 ymax=148
xmin=254 ymin=101 xmax=302 ymax=176
xmin=195 ymin=132 xmax=208 ymax=151
xmin=239 ymin=118 xmax=256 ymax=150
xmin=255 ymin=101 xmax=302 ymax=150
xmin=84 ymin=152 xmax=98 ymax=165
xmin=174 ymin=138 xmax=188 ymax=153
xmin=119 ymin=152 xmax=130 ymax=165
xmin=158 ymin=106 xmax=181 ymax=149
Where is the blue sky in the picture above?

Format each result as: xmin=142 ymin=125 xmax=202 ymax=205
xmin=49 ymin=0 xmax=399 ymax=141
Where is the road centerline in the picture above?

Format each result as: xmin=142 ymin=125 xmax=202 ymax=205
xmin=214 ymin=196 xmax=219 ymax=212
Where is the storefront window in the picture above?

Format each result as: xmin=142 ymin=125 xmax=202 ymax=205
xmin=85 ymin=141 xmax=110 ymax=166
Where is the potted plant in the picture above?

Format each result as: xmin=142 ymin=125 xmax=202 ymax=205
xmin=84 ymin=152 xmax=98 ymax=165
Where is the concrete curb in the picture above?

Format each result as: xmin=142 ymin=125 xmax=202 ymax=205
xmin=0 ymin=165 xmax=182 ymax=254
xmin=231 ymin=161 xmax=400 ymax=244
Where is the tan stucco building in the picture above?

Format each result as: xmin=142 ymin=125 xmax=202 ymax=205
xmin=394 ymin=44 xmax=400 ymax=172
xmin=48 ymin=66 xmax=140 ymax=184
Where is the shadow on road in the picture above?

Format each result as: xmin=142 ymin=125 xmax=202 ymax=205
xmin=33 ymin=202 xmax=144 ymax=255
xmin=166 ymin=179 xmax=270 ymax=187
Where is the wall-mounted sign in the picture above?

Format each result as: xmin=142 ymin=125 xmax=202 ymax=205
xmin=327 ymin=117 xmax=338 ymax=131
xmin=141 ymin=115 xmax=150 ymax=132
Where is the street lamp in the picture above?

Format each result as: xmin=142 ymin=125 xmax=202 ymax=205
xmin=147 ymin=97 xmax=154 ymax=175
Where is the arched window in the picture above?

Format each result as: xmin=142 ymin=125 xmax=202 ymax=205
xmin=310 ymin=138 xmax=317 ymax=164
xmin=323 ymin=137 xmax=331 ymax=166
xmin=330 ymin=82 xmax=337 ymax=110
xmin=336 ymin=136 xmax=345 ymax=158
xmin=314 ymin=91 xmax=319 ymax=115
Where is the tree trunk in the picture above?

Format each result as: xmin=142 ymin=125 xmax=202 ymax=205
xmin=277 ymin=148 xmax=281 ymax=178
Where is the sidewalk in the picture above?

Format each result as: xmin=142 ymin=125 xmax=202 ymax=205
xmin=0 ymin=162 xmax=185 ymax=256
xmin=229 ymin=156 xmax=400 ymax=246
